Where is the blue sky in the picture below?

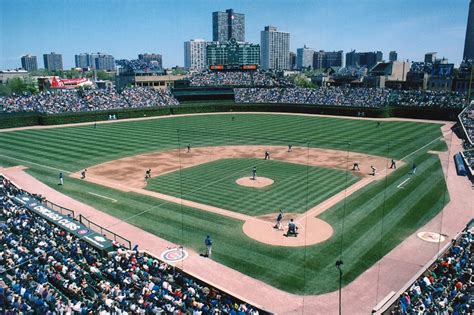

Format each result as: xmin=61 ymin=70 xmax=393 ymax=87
xmin=0 ymin=0 xmax=470 ymax=69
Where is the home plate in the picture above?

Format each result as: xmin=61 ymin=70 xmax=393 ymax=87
xmin=417 ymin=232 xmax=446 ymax=243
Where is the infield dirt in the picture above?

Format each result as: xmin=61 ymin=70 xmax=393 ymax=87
xmin=73 ymin=145 xmax=401 ymax=246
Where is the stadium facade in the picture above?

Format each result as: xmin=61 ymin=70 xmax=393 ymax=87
xmin=212 ymin=9 xmax=245 ymax=43
xmin=464 ymin=0 xmax=474 ymax=61
xmin=260 ymin=26 xmax=290 ymax=70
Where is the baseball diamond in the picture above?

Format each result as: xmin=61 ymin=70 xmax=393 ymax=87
xmin=3 ymin=2 xmax=474 ymax=313
xmin=0 ymin=113 xmax=451 ymax=297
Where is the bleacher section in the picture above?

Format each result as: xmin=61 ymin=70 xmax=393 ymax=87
xmin=458 ymin=102 xmax=474 ymax=176
xmin=0 ymin=175 xmax=263 ymax=314
xmin=0 ymin=87 xmax=179 ymax=114
xmin=234 ymin=87 xmax=467 ymax=109
xmin=375 ymin=220 xmax=474 ymax=314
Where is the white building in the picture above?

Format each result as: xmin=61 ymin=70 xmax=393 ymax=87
xmin=184 ymin=39 xmax=208 ymax=72
xmin=260 ymin=26 xmax=290 ymax=70
xmin=296 ymin=46 xmax=314 ymax=70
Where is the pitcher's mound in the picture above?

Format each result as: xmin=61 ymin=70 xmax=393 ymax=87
xmin=236 ymin=177 xmax=274 ymax=188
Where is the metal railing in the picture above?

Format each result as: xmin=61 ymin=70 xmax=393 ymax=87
xmin=44 ymin=200 xmax=75 ymax=217
xmin=77 ymin=214 xmax=131 ymax=249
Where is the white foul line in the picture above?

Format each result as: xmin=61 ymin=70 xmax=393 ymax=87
xmin=396 ymin=178 xmax=411 ymax=189
xmin=87 ymin=192 xmax=118 ymax=203
xmin=400 ymin=136 xmax=443 ymax=161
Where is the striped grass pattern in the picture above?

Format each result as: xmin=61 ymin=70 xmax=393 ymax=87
xmin=0 ymin=114 xmax=448 ymax=294
xmin=147 ymin=158 xmax=360 ymax=216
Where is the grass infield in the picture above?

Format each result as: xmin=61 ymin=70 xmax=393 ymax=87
xmin=146 ymin=158 xmax=360 ymax=216
xmin=0 ymin=113 xmax=448 ymax=294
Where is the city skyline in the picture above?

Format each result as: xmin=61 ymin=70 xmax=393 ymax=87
xmin=0 ymin=0 xmax=470 ymax=70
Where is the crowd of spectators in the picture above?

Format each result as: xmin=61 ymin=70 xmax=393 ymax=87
xmin=36 ymin=90 xmax=89 ymax=114
xmin=235 ymin=87 xmax=468 ymax=109
xmin=389 ymin=90 xmax=467 ymax=108
xmin=189 ymin=70 xmax=292 ymax=88
xmin=0 ymin=87 xmax=179 ymax=114
xmin=122 ymin=87 xmax=179 ymax=108
xmin=235 ymin=87 xmax=390 ymax=108
xmin=116 ymin=60 xmax=162 ymax=74
xmin=392 ymin=224 xmax=473 ymax=314
xmin=80 ymin=88 xmax=131 ymax=110
xmin=0 ymin=176 xmax=261 ymax=314
xmin=460 ymin=102 xmax=474 ymax=170
xmin=0 ymin=93 xmax=42 ymax=113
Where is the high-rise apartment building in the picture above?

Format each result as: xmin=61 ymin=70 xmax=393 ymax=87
xmin=212 ymin=9 xmax=245 ymax=43
xmin=260 ymin=26 xmax=290 ymax=70
xmin=313 ymin=50 xmax=343 ymax=69
xmin=324 ymin=51 xmax=344 ymax=68
xmin=21 ymin=55 xmax=38 ymax=72
xmin=345 ymin=50 xmax=382 ymax=68
xmin=75 ymin=53 xmax=115 ymax=71
xmin=43 ymin=52 xmax=63 ymax=71
xmin=424 ymin=52 xmax=437 ymax=64
xmin=75 ymin=54 xmax=90 ymax=69
xmin=184 ymin=39 xmax=208 ymax=71
xmin=296 ymin=46 xmax=314 ymax=70
xmin=289 ymin=52 xmax=296 ymax=70
xmin=464 ymin=0 xmax=474 ymax=61
xmin=389 ymin=51 xmax=398 ymax=62
xmin=95 ymin=54 xmax=115 ymax=71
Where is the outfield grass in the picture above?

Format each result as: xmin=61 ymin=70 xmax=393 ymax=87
xmin=147 ymin=158 xmax=360 ymax=215
xmin=0 ymin=114 xmax=444 ymax=171
xmin=0 ymin=113 xmax=449 ymax=294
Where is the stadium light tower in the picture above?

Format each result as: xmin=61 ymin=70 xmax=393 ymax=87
xmin=335 ymin=260 xmax=343 ymax=315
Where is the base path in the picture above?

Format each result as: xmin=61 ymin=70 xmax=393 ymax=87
xmin=73 ymin=145 xmax=399 ymax=247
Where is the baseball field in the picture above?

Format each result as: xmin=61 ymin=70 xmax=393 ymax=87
xmin=0 ymin=113 xmax=449 ymax=295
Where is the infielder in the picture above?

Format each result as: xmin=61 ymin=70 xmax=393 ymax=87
xmin=390 ymin=159 xmax=396 ymax=169
xmin=371 ymin=165 xmax=377 ymax=176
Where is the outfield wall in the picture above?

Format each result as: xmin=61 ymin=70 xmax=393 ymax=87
xmin=0 ymin=101 xmax=463 ymax=129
